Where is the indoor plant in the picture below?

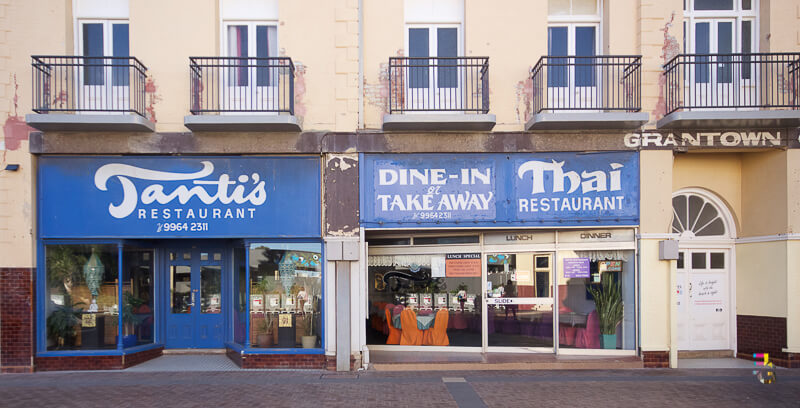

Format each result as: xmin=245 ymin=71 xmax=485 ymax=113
xmin=121 ymin=292 xmax=145 ymax=347
xmin=301 ymin=311 xmax=317 ymax=348
xmin=587 ymin=272 xmax=624 ymax=349
xmin=46 ymin=295 xmax=83 ymax=349
xmin=256 ymin=277 xmax=276 ymax=347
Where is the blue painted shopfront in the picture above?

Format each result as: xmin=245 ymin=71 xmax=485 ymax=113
xmin=36 ymin=156 xmax=322 ymax=354
xmin=360 ymin=152 xmax=639 ymax=227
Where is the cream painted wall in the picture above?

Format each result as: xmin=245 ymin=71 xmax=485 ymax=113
xmin=786 ymin=240 xmax=800 ymax=352
xmin=640 ymin=150 xmax=674 ymax=234
xmin=131 ymin=0 xmax=217 ymax=132
xmin=363 ymin=0 xmax=403 ymax=130
xmin=736 ymin=241 xmax=787 ymax=318
xmin=639 ymin=239 xmax=671 ymax=351
xmin=605 ymin=0 xmax=639 ymax=55
xmin=741 ymin=150 xmax=787 ymax=237
xmin=764 ymin=0 xmax=800 ymax=53
xmin=787 ymin=149 xmax=800 ymax=233
xmin=639 ymin=0 xmax=682 ymax=124
xmin=0 ymin=1 xmax=68 ymax=268
xmin=672 ymin=153 xmax=742 ymax=235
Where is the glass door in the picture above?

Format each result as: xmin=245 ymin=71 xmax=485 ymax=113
xmin=165 ymin=248 xmax=224 ymax=348
xmin=485 ymin=252 xmax=554 ymax=349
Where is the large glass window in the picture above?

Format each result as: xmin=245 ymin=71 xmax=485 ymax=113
xmin=367 ymin=253 xmax=482 ymax=347
xmin=45 ymin=244 xmax=119 ymax=350
xmin=121 ymin=247 xmax=154 ymax=348
xmin=556 ymin=250 xmax=635 ymax=350
xmin=248 ymin=243 xmax=322 ymax=349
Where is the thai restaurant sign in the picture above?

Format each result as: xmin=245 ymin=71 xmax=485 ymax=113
xmin=38 ymin=156 xmax=321 ymax=238
xmin=360 ymin=153 xmax=639 ymax=228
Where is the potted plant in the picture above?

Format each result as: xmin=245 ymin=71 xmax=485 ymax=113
xmin=301 ymin=310 xmax=317 ymax=348
xmin=255 ymin=276 xmax=276 ymax=347
xmin=46 ymin=295 xmax=83 ymax=349
xmin=587 ymin=272 xmax=624 ymax=349
xmin=120 ymin=292 xmax=145 ymax=348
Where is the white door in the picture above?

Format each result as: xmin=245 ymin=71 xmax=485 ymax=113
xmin=224 ymin=23 xmax=278 ymax=113
xmin=547 ymin=24 xmax=599 ymax=111
xmin=405 ymin=25 xmax=462 ymax=112
xmin=78 ymin=21 xmax=129 ymax=112
xmin=677 ymin=250 xmax=730 ymax=351
xmin=690 ymin=19 xmax=743 ymax=109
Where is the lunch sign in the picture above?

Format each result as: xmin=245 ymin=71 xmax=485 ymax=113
xmin=360 ymin=152 xmax=639 ymax=228
xmin=38 ymin=156 xmax=321 ymax=238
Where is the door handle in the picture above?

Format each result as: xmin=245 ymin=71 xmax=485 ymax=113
xmin=189 ymin=291 xmax=195 ymax=307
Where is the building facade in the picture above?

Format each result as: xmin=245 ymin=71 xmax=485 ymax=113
xmin=1 ymin=0 xmax=799 ymax=372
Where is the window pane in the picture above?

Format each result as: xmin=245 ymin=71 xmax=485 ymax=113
xmin=122 ymin=247 xmax=154 ymax=348
xmin=83 ymin=23 xmax=104 ymax=86
xmin=717 ymin=22 xmax=733 ymax=83
xmin=409 ymin=28 xmax=430 ymax=89
xmin=742 ymin=20 xmax=752 ymax=79
xmin=490 ymin=253 xmax=552 ymax=347
xmin=437 ymin=27 xmax=458 ymax=89
xmin=677 ymin=252 xmax=685 ymax=269
xmin=548 ymin=27 xmax=568 ymax=87
xmin=575 ymin=26 xmax=596 ymax=87
xmin=536 ymin=256 xmax=550 ymax=269
xmin=200 ymin=252 xmax=209 ymax=261
xmin=695 ymin=22 xmax=710 ymax=83
xmin=367 ymin=253 xmax=482 ymax=347
xmin=694 ymin=0 xmax=734 ymax=10
xmin=171 ymin=266 xmax=191 ymax=313
xmin=691 ymin=252 xmax=706 ymax=269
xmin=414 ymin=236 xmax=478 ymax=245
xmin=710 ymin=252 xmax=725 ymax=269
xmin=111 ymin=23 xmax=129 ymax=86
xmin=256 ymin=25 xmax=271 ymax=86
xmin=548 ymin=0 xmax=570 ymax=15
xmin=742 ymin=0 xmax=752 ymax=10
xmin=696 ymin=218 xmax=726 ymax=236
xmin=249 ymin=243 xmax=322 ymax=348
xmin=201 ymin=266 xmax=222 ymax=314
xmin=228 ymin=25 xmax=249 ymax=86
xmin=46 ymin=244 xmax=119 ymax=350
xmin=369 ymin=238 xmax=411 ymax=246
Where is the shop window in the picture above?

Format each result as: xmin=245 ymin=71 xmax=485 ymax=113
xmin=367 ymin=253 xmax=481 ymax=347
xmin=121 ymin=247 xmax=154 ymax=348
xmin=710 ymin=252 xmax=725 ymax=269
xmin=248 ymin=243 xmax=322 ymax=349
xmin=45 ymin=244 xmax=119 ymax=351
xmin=557 ymin=251 xmax=635 ymax=350
xmin=233 ymin=247 xmax=247 ymax=345
xmin=368 ymin=237 xmax=411 ymax=246
xmin=414 ymin=235 xmax=479 ymax=245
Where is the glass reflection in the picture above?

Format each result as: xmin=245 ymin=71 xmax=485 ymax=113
xmin=171 ymin=266 xmax=191 ymax=314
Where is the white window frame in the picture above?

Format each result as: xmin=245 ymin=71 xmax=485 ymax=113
xmin=403 ymin=23 xmax=464 ymax=113
xmin=220 ymin=20 xmax=280 ymax=113
xmin=74 ymin=18 xmax=130 ymax=113
xmin=683 ymin=0 xmax=758 ymax=54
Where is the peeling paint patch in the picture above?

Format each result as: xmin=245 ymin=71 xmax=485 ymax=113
xmin=365 ymin=49 xmax=403 ymax=117
xmin=294 ymin=62 xmax=307 ymax=123
xmin=515 ymin=68 xmax=533 ymax=122
xmin=145 ymin=76 xmax=162 ymax=123
xmin=324 ymin=153 xmax=359 ymax=236
xmin=653 ymin=11 xmax=681 ymax=121
xmin=3 ymin=75 xmax=35 ymax=151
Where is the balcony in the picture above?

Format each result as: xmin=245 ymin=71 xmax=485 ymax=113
xmin=526 ymin=55 xmax=648 ymax=131
xmin=26 ymin=56 xmax=154 ymax=132
xmin=382 ymin=56 xmax=496 ymax=131
xmin=659 ymin=53 xmax=800 ymax=129
xmin=184 ymin=57 xmax=300 ymax=132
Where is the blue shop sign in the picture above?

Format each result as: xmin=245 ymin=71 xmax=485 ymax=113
xmin=39 ymin=156 xmax=321 ymax=238
xmin=360 ymin=152 xmax=638 ymax=227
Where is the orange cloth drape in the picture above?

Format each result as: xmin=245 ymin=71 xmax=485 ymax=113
xmin=385 ymin=308 xmax=401 ymax=345
xmin=423 ymin=308 xmax=449 ymax=346
xmin=399 ymin=308 xmax=423 ymax=345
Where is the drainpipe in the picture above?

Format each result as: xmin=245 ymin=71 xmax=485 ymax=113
xmin=357 ymin=0 xmax=364 ymax=129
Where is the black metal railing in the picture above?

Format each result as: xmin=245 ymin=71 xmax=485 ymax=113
xmin=531 ymin=55 xmax=642 ymax=114
xmin=189 ymin=57 xmax=294 ymax=115
xmin=388 ymin=57 xmax=489 ymax=114
xmin=664 ymin=53 xmax=800 ymax=115
xmin=31 ymin=55 xmax=148 ymax=116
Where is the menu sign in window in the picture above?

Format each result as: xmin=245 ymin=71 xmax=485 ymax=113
xmin=445 ymin=253 xmax=482 ymax=277
xmin=563 ymin=258 xmax=590 ymax=279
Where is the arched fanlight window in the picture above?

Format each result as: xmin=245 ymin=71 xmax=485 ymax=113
xmin=671 ymin=192 xmax=728 ymax=238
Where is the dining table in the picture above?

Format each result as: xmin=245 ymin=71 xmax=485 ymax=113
xmin=392 ymin=312 xmax=436 ymax=330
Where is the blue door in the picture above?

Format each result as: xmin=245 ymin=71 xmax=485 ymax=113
xmin=165 ymin=248 xmax=225 ymax=348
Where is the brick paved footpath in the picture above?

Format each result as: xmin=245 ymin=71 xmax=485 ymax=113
xmin=0 ymin=369 xmax=797 ymax=407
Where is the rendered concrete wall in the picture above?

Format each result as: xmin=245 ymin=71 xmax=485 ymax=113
xmin=672 ymin=153 xmax=742 ymax=234
xmin=736 ymin=241 xmax=787 ymax=318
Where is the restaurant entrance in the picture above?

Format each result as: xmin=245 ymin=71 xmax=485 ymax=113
xmin=485 ymin=252 xmax=554 ymax=349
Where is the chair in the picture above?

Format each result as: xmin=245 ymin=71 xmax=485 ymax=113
xmin=385 ymin=308 xmax=401 ymax=345
xmin=423 ymin=308 xmax=449 ymax=346
xmin=399 ymin=308 xmax=423 ymax=345
xmin=574 ymin=310 xmax=601 ymax=349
